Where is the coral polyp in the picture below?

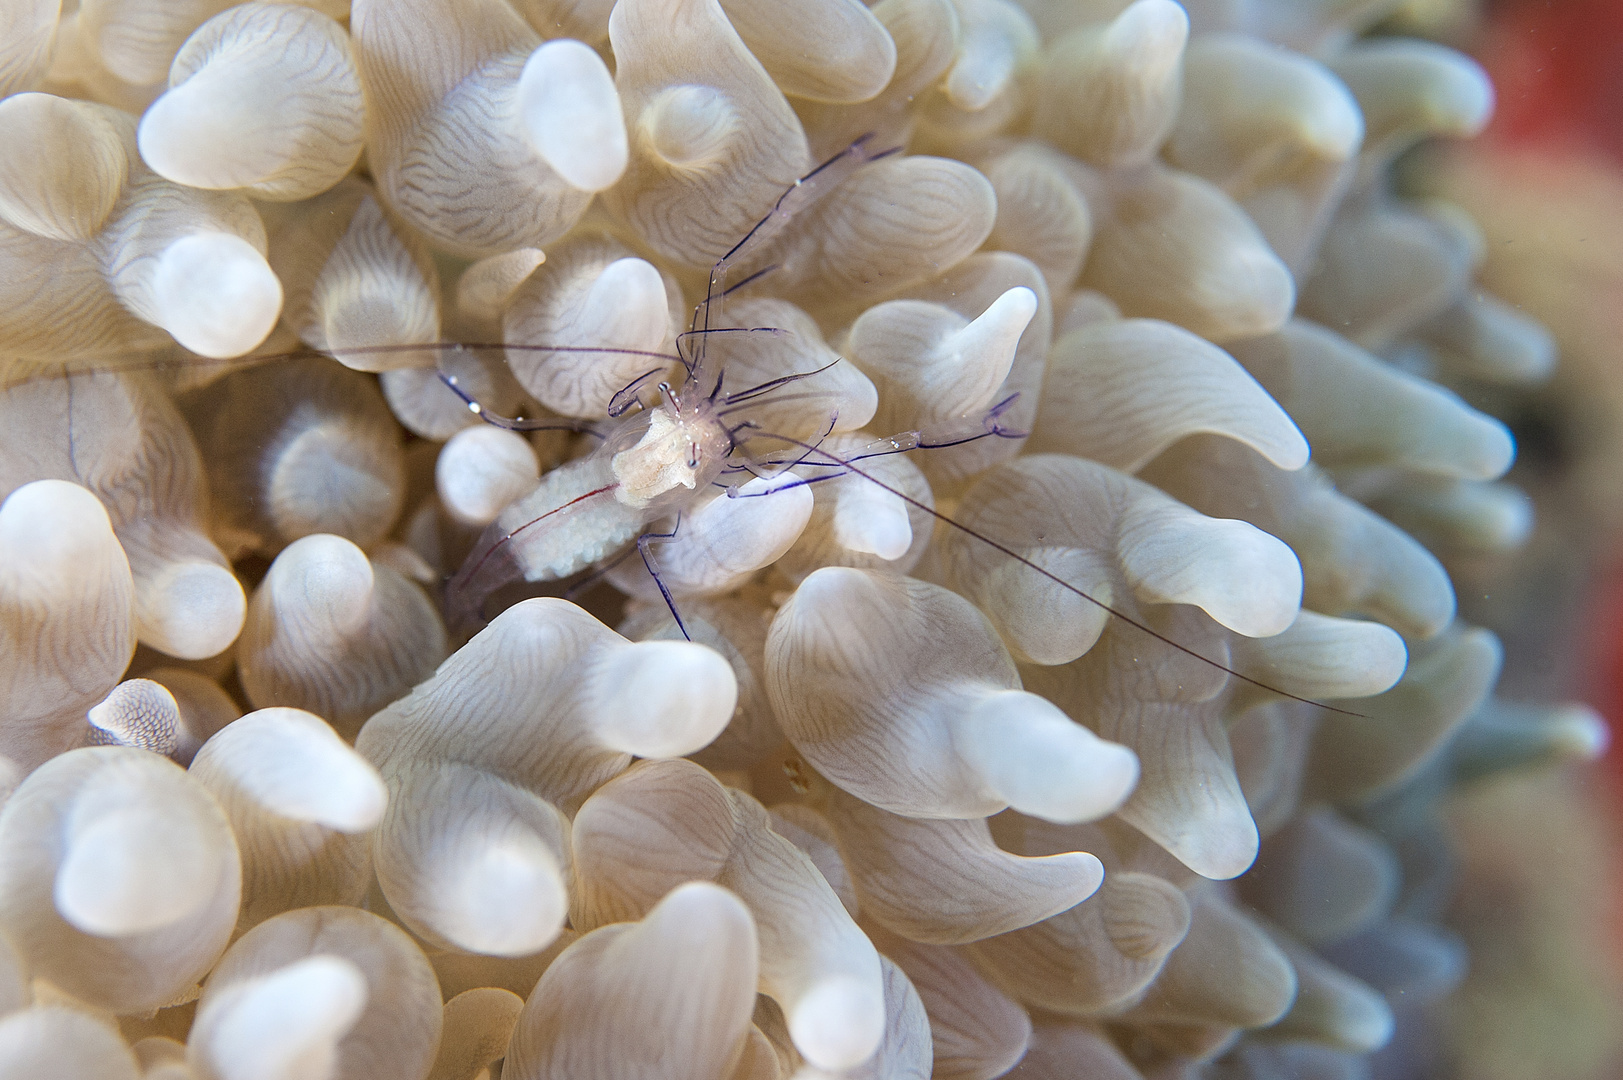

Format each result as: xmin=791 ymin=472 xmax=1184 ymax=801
xmin=0 ymin=0 xmax=1604 ymax=1077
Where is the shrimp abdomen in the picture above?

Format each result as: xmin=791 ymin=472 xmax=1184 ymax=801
xmin=444 ymin=451 xmax=640 ymax=630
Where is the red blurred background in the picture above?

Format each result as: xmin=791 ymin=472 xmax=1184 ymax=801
xmin=1404 ymin=2 xmax=1623 ymax=1077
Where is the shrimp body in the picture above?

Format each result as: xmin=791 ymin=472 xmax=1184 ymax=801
xmin=445 ymin=380 xmax=735 ymax=630
xmin=486 ymin=451 xmax=628 ymax=580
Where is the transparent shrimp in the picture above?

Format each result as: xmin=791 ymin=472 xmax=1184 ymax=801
xmin=440 ymin=136 xmax=902 ymax=633
xmin=441 ymin=376 xmax=735 ymax=631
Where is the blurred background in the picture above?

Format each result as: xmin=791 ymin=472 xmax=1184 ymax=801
xmin=1389 ymin=0 xmax=1623 ymax=1076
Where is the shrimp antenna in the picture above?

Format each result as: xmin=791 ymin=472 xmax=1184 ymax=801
xmin=720 ymin=356 xmax=846 ymax=407
xmin=4 ymin=339 xmax=700 ymax=391
xmin=673 ymin=325 xmax=787 ymax=384
xmin=718 ymin=263 xmax=780 ymax=298
xmin=732 ymin=431 xmax=1369 ymax=719
xmin=726 ymin=395 xmax=1025 ymax=461
xmin=691 ymin=134 xmax=901 ymax=374
xmin=362 ymin=341 xmax=690 ymax=364
xmin=437 ymin=372 xmax=606 ymax=437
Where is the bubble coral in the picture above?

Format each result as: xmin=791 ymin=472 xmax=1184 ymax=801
xmin=0 ymin=0 xmax=1607 ymax=1077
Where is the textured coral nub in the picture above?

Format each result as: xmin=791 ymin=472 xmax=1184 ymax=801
xmin=192 ymin=955 xmax=369 ymax=1080
xmin=943 ymin=0 xmax=1038 ymax=112
xmin=505 ymin=881 xmax=760 ymax=1079
xmin=1034 ymin=0 xmax=1188 ymax=169
xmin=136 ymin=3 xmax=364 ymax=200
xmin=87 ymin=679 xmax=181 ymax=756
xmin=0 ymin=93 xmax=126 ymax=242
xmin=0 ymin=1008 xmax=141 ymax=1080
xmin=517 ymin=38 xmax=628 ymax=191
xmin=138 ymin=559 xmax=247 ymax=661
xmin=590 ymin=640 xmax=739 ymax=758
xmin=436 ymin=426 xmax=541 ymax=527
xmin=149 ymin=233 xmax=283 ymax=358
xmin=0 ymin=480 xmax=135 ymax=770
xmin=790 ymin=973 xmax=888 ymax=1071
xmin=833 ymin=479 xmax=912 ymax=560
xmin=55 ymin=795 xmax=219 ymax=936
xmin=638 ymin=84 xmax=739 ymax=167
xmin=767 ymin=567 xmax=1140 ymax=822
xmin=953 ymin=689 xmax=1141 ymax=823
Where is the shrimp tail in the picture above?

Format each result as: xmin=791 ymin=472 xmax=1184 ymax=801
xmin=442 ymin=519 xmax=528 ymax=636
